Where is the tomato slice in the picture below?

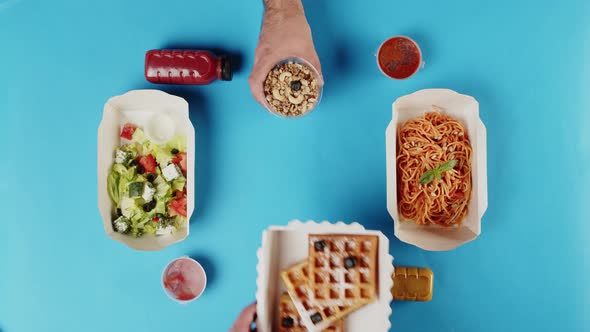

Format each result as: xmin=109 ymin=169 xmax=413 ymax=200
xmin=172 ymin=152 xmax=187 ymax=174
xmin=173 ymin=190 xmax=183 ymax=199
xmin=120 ymin=123 xmax=137 ymax=140
xmin=169 ymin=197 xmax=187 ymax=217
xmin=139 ymin=154 xmax=157 ymax=174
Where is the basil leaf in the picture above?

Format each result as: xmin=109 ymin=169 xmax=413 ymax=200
xmin=434 ymin=169 xmax=442 ymax=180
xmin=419 ymin=170 xmax=435 ymax=184
xmin=438 ymin=159 xmax=458 ymax=173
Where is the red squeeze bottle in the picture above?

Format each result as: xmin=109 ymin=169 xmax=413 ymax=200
xmin=145 ymin=49 xmax=232 ymax=85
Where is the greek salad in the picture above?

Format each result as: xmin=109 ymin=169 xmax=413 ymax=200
xmin=107 ymin=123 xmax=188 ymax=237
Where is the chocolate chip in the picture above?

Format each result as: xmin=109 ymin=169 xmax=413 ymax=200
xmin=310 ymin=312 xmax=323 ymax=324
xmin=314 ymin=240 xmax=326 ymax=251
xmin=281 ymin=317 xmax=294 ymax=328
xmin=344 ymin=256 xmax=357 ymax=269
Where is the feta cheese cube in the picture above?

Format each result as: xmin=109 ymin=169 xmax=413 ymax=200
xmin=142 ymin=183 xmax=156 ymax=202
xmin=113 ymin=216 xmax=129 ymax=233
xmin=162 ymin=164 xmax=181 ymax=182
xmin=156 ymin=224 xmax=176 ymax=236
xmin=114 ymin=149 xmax=131 ymax=164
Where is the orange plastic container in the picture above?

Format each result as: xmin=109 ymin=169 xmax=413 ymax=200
xmin=391 ymin=266 xmax=434 ymax=301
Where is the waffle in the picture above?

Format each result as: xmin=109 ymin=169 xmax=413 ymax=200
xmin=281 ymin=261 xmax=365 ymax=331
xmin=307 ymin=234 xmax=379 ymax=306
xmin=278 ymin=293 xmax=344 ymax=332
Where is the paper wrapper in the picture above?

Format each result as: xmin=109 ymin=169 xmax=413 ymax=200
xmin=385 ymin=89 xmax=488 ymax=251
xmin=255 ymin=220 xmax=394 ymax=332
xmin=97 ymin=90 xmax=195 ymax=251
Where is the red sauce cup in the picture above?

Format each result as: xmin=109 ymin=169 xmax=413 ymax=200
xmin=162 ymin=257 xmax=207 ymax=304
xmin=377 ymin=36 xmax=424 ymax=80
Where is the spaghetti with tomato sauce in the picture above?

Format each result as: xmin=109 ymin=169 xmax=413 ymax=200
xmin=396 ymin=109 xmax=472 ymax=226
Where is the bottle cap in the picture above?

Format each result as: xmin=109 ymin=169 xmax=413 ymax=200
xmin=221 ymin=55 xmax=232 ymax=81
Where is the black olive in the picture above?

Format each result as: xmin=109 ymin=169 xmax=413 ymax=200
xmin=136 ymin=165 xmax=145 ymax=174
xmin=149 ymin=200 xmax=157 ymax=208
xmin=143 ymin=202 xmax=154 ymax=212
xmin=146 ymin=173 xmax=156 ymax=182
xmin=171 ymin=148 xmax=179 ymax=155
xmin=116 ymin=208 xmax=122 ymax=217
xmin=290 ymin=80 xmax=302 ymax=91
xmin=129 ymin=159 xmax=139 ymax=167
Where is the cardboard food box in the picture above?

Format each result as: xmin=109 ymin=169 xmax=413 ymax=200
xmin=97 ymin=90 xmax=195 ymax=250
xmin=255 ymin=220 xmax=394 ymax=332
xmin=386 ymin=89 xmax=488 ymax=251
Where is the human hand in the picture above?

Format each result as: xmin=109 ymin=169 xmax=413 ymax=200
xmin=248 ymin=0 xmax=323 ymax=108
xmin=229 ymin=302 xmax=257 ymax=332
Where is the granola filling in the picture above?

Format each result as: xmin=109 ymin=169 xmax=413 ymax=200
xmin=263 ymin=61 xmax=320 ymax=117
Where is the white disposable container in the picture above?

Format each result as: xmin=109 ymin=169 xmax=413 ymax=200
xmin=255 ymin=220 xmax=394 ymax=332
xmin=97 ymin=90 xmax=195 ymax=251
xmin=162 ymin=257 xmax=207 ymax=304
xmin=385 ymin=89 xmax=488 ymax=251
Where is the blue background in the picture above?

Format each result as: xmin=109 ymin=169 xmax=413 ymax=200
xmin=1 ymin=0 xmax=589 ymax=331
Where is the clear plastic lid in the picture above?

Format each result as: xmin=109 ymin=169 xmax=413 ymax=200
xmin=261 ymin=57 xmax=324 ymax=118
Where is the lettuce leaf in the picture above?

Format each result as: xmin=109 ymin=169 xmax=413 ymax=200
xmin=153 ymin=176 xmax=171 ymax=198
xmin=153 ymin=199 xmax=167 ymax=215
xmin=143 ymin=223 xmax=156 ymax=235
xmin=171 ymin=176 xmax=186 ymax=192
xmin=131 ymin=128 xmax=147 ymax=143
xmin=120 ymin=196 xmax=141 ymax=221
xmin=107 ymin=170 xmax=120 ymax=204
xmin=173 ymin=215 xmax=186 ymax=230
xmin=118 ymin=167 xmax=136 ymax=199
xmin=152 ymin=144 xmax=174 ymax=166
xmin=119 ymin=143 xmax=138 ymax=159
xmin=166 ymin=135 xmax=187 ymax=153
xmin=112 ymin=164 xmax=127 ymax=175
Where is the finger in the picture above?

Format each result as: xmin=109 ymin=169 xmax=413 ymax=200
xmin=249 ymin=52 xmax=279 ymax=107
xmin=290 ymin=48 xmax=323 ymax=85
xmin=229 ymin=302 xmax=257 ymax=332
xmin=248 ymin=72 xmax=267 ymax=107
xmin=309 ymin=54 xmax=324 ymax=85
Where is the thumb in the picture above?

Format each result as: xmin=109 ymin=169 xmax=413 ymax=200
xmin=229 ymin=302 xmax=257 ymax=332
xmin=307 ymin=50 xmax=323 ymax=85
xmin=248 ymin=58 xmax=275 ymax=107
